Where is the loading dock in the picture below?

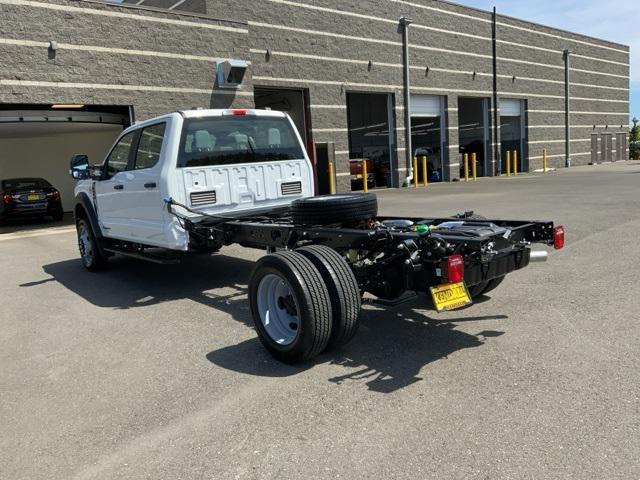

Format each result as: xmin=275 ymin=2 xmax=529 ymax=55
xmin=410 ymin=95 xmax=446 ymax=182
xmin=347 ymin=93 xmax=396 ymax=189
xmin=254 ymin=87 xmax=312 ymax=153
xmin=500 ymin=98 xmax=527 ymax=174
xmin=0 ymin=105 xmax=131 ymax=211
xmin=458 ymin=98 xmax=489 ymax=178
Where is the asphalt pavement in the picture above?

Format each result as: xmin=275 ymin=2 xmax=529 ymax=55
xmin=1 ymin=162 xmax=639 ymax=479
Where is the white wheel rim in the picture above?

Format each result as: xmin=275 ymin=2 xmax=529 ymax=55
xmin=256 ymin=273 xmax=300 ymax=346
xmin=78 ymin=224 xmax=93 ymax=265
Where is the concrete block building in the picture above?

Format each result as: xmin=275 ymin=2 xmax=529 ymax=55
xmin=0 ymin=0 xmax=630 ymax=205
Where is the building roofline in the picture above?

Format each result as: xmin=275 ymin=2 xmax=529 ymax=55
xmin=427 ymin=0 xmax=629 ymax=50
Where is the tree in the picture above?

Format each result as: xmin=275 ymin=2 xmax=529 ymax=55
xmin=630 ymin=117 xmax=640 ymax=160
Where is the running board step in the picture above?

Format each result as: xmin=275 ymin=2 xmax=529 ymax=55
xmin=104 ymin=247 xmax=180 ymax=264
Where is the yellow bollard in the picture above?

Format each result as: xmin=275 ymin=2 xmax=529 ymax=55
xmin=543 ymin=148 xmax=548 ymax=173
xmin=413 ymin=157 xmax=419 ymax=188
xmin=471 ymin=152 xmax=477 ymax=182
xmin=513 ymin=150 xmax=518 ymax=176
xmin=421 ymin=156 xmax=428 ymax=187
xmin=328 ymin=160 xmax=336 ymax=194
xmin=506 ymin=150 xmax=511 ymax=177
xmin=362 ymin=160 xmax=368 ymax=193
xmin=464 ymin=153 xmax=469 ymax=183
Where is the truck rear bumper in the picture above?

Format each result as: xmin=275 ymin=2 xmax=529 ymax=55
xmin=463 ymin=248 xmax=531 ymax=287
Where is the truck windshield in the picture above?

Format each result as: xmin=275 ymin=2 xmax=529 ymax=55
xmin=178 ymin=115 xmax=305 ymax=167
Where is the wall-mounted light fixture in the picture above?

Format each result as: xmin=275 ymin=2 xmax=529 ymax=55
xmin=265 ymin=49 xmax=271 ymax=61
xmin=512 ymin=75 xmax=516 ymax=83
xmin=472 ymin=71 xmax=477 ymax=80
xmin=215 ymin=59 xmax=248 ymax=89
xmin=368 ymin=60 xmax=373 ymax=71
xmin=51 ymin=104 xmax=84 ymax=109
xmin=425 ymin=66 xmax=430 ymax=76
xmin=49 ymin=41 xmax=58 ymax=52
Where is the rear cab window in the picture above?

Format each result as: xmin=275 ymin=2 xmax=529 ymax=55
xmin=178 ymin=115 xmax=304 ymax=168
xmin=134 ymin=123 xmax=166 ymax=170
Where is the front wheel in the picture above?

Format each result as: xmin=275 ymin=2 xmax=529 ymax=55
xmin=76 ymin=219 xmax=108 ymax=271
xmin=249 ymin=251 xmax=332 ymax=363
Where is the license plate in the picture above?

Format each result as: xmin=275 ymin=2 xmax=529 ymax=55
xmin=430 ymin=282 xmax=472 ymax=312
xmin=27 ymin=194 xmax=39 ymax=201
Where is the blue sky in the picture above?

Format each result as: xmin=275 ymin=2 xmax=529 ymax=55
xmin=455 ymin=0 xmax=638 ymax=125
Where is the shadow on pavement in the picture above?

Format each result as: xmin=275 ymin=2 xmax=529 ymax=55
xmin=25 ymin=253 xmax=506 ymax=393
xmin=0 ymin=212 xmax=74 ymax=234
xmin=207 ymin=303 xmax=506 ymax=393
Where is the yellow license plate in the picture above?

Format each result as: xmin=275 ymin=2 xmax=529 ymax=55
xmin=430 ymin=282 xmax=472 ymax=312
xmin=27 ymin=194 xmax=39 ymax=201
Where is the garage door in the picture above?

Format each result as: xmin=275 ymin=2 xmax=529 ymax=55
xmin=0 ymin=105 xmax=130 ymax=212
xmin=499 ymin=98 xmax=522 ymax=117
xmin=410 ymin=95 xmax=442 ymax=117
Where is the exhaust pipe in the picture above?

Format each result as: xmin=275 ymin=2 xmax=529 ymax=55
xmin=530 ymin=250 xmax=548 ymax=262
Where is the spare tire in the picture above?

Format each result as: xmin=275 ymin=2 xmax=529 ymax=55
xmin=291 ymin=193 xmax=378 ymax=225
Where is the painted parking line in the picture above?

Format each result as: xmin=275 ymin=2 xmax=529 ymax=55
xmin=0 ymin=226 xmax=76 ymax=242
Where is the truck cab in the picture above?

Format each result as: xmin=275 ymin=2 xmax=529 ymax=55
xmin=72 ymin=109 xmax=314 ymax=251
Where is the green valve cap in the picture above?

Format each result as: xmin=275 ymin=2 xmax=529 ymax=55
xmin=414 ymin=224 xmax=430 ymax=235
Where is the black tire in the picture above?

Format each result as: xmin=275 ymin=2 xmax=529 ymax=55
xmin=468 ymin=276 xmax=505 ymax=298
xmin=297 ymin=245 xmax=361 ymax=349
xmin=480 ymin=276 xmax=505 ymax=295
xmin=291 ymin=193 xmax=377 ymax=225
xmin=467 ymin=281 xmax=489 ymax=299
xmin=76 ymin=218 xmax=108 ymax=271
xmin=249 ymin=250 xmax=332 ymax=363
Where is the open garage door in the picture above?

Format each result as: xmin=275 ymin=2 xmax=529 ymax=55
xmin=0 ymin=105 xmax=131 ymax=213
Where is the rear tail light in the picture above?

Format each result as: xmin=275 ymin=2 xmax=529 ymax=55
xmin=553 ymin=225 xmax=565 ymax=250
xmin=446 ymin=254 xmax=465 ymax=283
xmin=2 ymin=193 xmax=10 ymax=204
xmin=47 ymin=191 xmax=61 ymax=201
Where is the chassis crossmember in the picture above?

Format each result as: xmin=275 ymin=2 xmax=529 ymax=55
xmin=184 ymin=209 xmax=558 ymax=300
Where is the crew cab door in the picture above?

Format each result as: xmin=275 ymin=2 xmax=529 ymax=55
xmin=121 ymin=122 xmax=168 ymax=245
xmin=94 ymin=130 xmax=137 ymax=239
xmin=94 ymin=123 xmax=168 ymax=245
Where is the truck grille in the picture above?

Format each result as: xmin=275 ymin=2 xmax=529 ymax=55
xmin=190 ymin=190 xmax=217 ymax=207
xmin=281 ymin=181 xmax=302 ymax=195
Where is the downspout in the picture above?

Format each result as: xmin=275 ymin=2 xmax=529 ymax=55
xmin=563 ymin=49 xmax=572 ymax=168
xmin=400 ymin=16 xmax=413 ymax=186
xmin=492 ymin=7 xmax=501 ymax=176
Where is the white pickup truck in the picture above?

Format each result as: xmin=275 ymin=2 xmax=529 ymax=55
xmin=71 ymin=108 xmax=564 ymax=363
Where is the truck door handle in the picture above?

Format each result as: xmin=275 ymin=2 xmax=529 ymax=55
xmin=113 ymin=184 xmax=124 ymax=190
xmin=144 ymin=182 xmax=157 ymax=189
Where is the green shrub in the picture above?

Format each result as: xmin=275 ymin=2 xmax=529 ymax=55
xmin=630 ymin=141 xmax=640 ymax=160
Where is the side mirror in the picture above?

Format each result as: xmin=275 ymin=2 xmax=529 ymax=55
xmin=69 ymin=154 xmax=89 ymax=179
xmin=90 ymin=165 xmax=104 ymax=180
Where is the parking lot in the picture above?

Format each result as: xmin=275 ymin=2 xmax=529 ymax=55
xmin=2 ymin=162 xmax=639 ymax=480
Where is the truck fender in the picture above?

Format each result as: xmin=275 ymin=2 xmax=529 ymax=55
xmin=74 ymin=192 xmax=104 ymax=240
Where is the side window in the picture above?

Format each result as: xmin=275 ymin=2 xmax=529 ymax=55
xmin=134 ymin=123 xmax=166 ymax=170
xmin=104 ymin=131 xmax=135 ymax=179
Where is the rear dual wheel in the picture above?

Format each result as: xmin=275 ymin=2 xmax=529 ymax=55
xmin=248 ymin=246 xmax=361 ymax=363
